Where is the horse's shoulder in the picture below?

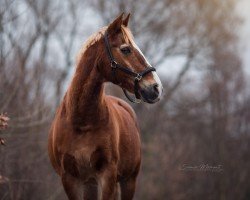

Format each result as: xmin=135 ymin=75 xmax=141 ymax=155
xmin=106 ymin=95 xmax=137 ymax=122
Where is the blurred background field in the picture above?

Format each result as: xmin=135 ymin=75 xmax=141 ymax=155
xmin=0 ymin=0 xmax=250 ymax=199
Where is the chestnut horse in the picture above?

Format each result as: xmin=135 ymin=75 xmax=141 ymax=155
xmin=48 ymin=13 xmax=163 ymax=200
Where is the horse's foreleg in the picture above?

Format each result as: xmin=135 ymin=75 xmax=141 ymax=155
xmin=120 ymin=177 xmax=137 ymax=200
xmin=99 ymin=166 xmax=117 ymax=200
xmin=61 ymin=173 xmax=83 ymax=200
xmin=114 ymin=183 xmax=120 ymax=200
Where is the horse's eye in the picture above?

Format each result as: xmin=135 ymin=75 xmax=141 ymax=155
xmin=120 ymin=46 xmax=131 ymax=55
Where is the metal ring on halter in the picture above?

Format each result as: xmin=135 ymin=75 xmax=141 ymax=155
xmin=111 ymin=60 xmax=118 ymax=68
xmin=135 ymin=74 xmax=142 ymax=81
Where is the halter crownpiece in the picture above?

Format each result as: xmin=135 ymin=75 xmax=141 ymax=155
xmin=104 ymin=31 xmax=156 ymax=103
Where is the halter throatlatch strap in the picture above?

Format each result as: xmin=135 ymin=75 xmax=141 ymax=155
xmin=104 ymin=31 xmax=156 ymax=103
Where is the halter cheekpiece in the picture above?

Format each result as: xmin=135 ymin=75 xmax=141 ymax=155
xmin=103 ymin=31 xmax=156 ymax=103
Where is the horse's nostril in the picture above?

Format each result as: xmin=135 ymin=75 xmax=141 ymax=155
xmin=153 ymin=83 xmax=159 ymax=95
xmin=140 ymin=83 xmax=161 ymax=103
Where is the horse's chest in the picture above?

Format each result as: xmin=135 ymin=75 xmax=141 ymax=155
xmin=62 ymin=132 xmax=117 ymax=177
xmin=62 ymin=146 xmax=111 ymax=179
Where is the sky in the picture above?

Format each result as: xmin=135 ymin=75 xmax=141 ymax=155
xmin=157 ymin=0 xmax=250 ymax=85
xmin=238 ymin=0 xmax=250 ymax=74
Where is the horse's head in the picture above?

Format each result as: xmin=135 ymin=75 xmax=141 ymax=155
xmin=99 ymin=13 xmax=163 ymax=104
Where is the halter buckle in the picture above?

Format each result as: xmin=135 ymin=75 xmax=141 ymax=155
xmin=135 ymin=73 xmax=142 ymax=81
xmin=111 ymin=60 xmax=118 ymax=68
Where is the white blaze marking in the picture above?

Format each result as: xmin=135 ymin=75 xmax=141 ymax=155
xmin=152 ymin=71 xmax=163 ymax=97
xmin=131 ymin=40 xmax=163 ymax=97
xmin=132 ymin=42 xmax=151 ymax=67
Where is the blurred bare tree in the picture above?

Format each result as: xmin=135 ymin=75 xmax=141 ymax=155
xmin=90 ymin=0 xmax=240 ymax=102
xmin=0 ymin=0 xmax=89 ymax=199
xmin=1 ymin=0 xmax=249 ymax=199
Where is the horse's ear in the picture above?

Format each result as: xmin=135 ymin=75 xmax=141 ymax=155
xmin=107 ymin=13 xmax=124 ymax=35
xmin=123 ymin=13 xmax=130 ymax=27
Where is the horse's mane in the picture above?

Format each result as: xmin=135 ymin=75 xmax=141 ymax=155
xmin=76 ymin=25 xmax=134 ymax=65
xmin=76 ymin=26 xmax=107 ymax=64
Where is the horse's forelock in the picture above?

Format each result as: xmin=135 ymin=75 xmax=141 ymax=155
xmin=121 ymin=25 xmax=134 ymax=45
xmin=76 ymin=25 xmax=135 ymax=66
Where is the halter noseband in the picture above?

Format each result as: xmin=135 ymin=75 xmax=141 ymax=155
xmin=104 ymin=31 xmax=156 ymax=103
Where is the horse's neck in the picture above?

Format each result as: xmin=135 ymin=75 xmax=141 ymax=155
xmin=65 ymin=51 xmax=107 ymax=129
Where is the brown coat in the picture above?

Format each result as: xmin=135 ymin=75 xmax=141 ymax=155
xmin=48 ymin=13 xmax=162 ymax=200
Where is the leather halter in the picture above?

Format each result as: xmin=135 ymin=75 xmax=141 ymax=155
xmin=104 ymin=31 xmax=156 ymax=103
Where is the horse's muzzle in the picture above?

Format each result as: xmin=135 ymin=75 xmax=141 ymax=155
xmin=139 ymin=83 xmax=162 ymax=104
